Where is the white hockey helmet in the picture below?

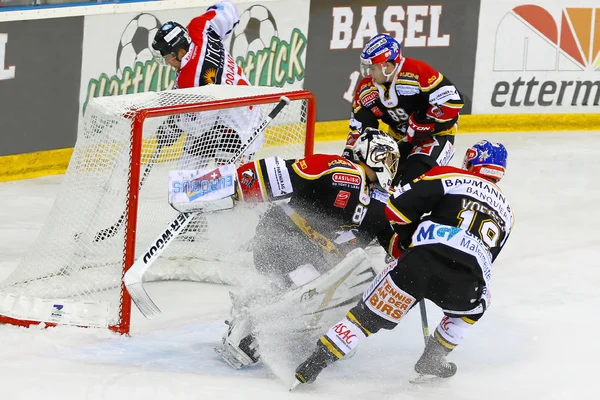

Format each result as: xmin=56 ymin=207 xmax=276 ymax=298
xmin=353 ymin=128 xmax=400 ymax=191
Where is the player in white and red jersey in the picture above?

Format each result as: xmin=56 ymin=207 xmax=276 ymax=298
xmin=150 ymin=1 xmax=260 ymax=165
xmin=152 ymin=1 xmax=249 ymax=88
xmin=344 ymin=33 xmax=465 ymax=187
xmin=151 ymin=1 xmax=260 ymax=240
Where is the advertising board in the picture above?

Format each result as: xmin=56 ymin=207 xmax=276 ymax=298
xmin=303 ymin=0 xmax=481 ymax=121
xmin=473 ymin=0 xmax=600 ymax=114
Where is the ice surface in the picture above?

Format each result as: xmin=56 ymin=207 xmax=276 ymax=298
xmin=0 ymin=132 xmax=598 ymax=400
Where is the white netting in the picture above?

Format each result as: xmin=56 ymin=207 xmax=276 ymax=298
xmin=0 ymin=85 xmax=313 ymax=330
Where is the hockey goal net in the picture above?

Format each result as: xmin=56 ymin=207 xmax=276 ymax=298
xmin=0 ymin=85 xmax=315 ymax=334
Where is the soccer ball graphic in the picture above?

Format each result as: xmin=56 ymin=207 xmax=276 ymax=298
xmin=116 ymin=13 xmax=162 ymax=76
xmin=230 ymin=5 xmax=278 ymax=62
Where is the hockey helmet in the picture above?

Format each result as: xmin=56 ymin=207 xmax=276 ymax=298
xmin=360 ymin=34 xmax=402 ymax=79
xmin=152 ymin=21 xmax=191 ymax=60
xmin=463 ymin=140 xmax=508 ymax=182
xmin=354 ymin=128 xmax=400 ymax=191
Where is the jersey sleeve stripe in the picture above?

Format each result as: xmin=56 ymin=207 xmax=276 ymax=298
xmin=291 ymin=165 xmax=361 ymax=180
xmin=255 ymin=160 xmax=270 ymax=201
xmin=386 ymin=202 xmax=412 ymax=224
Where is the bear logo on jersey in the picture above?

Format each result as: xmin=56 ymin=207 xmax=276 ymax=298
xmin=240 ymin=169 xmax=257 ymax=188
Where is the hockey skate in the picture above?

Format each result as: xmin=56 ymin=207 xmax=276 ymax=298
xmin=291 ymin=342 xmax=338 ymax=390
xmin=214 ymin=315 xmax=260 ymax=370
xmin=410 ymin=335 xmax=457 ymax=383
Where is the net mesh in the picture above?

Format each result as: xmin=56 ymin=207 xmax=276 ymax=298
xmin=0 ymin=85 xmax=313 ymax=330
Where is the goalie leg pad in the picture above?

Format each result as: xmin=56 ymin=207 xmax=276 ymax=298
xmin=248 ymin=248 xmax=377 ymax=338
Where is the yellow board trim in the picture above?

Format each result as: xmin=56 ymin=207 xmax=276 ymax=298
xmin=2 ymin=113 xmax=599 ymax=182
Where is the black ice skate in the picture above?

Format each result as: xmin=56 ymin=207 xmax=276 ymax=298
xmin=290 ymin=342 xmax=337 ymax=390
xmin=411 ymin=335 xmax=457 ymax=383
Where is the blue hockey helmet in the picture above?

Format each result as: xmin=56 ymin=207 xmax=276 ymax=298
xmin=360 ymin=34 xmax=402 ymax=78
xmin=463 ymin=140 xmax=508 ymax=182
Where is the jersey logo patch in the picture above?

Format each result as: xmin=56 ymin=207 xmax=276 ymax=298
xmin=360 ymin=91 xmax=378 ymax=107
xmin=328 ymin=159 xmax=353 ymax=168
xmin=240 ymin=169 xmax=256 ymax=188
xmin=333 ymin=173 xmax=360 ymax=186
xmin=334 ymin=190 xmax=351 ymax=208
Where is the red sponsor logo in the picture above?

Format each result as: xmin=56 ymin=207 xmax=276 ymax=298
xmin=372 ymin=106 xmax=384 ymax=117
xmin=333 ymin=322 xmax=357 ymax=344
xmin=361 ymin=91 xmax=378 ymax=106
xmin=334 ymin=190 xmax=350 ymax=208
xmin=332 ymin=173 xmax=360 ymax=185
xmin=441 ymin=316 xmax=454 ymax=331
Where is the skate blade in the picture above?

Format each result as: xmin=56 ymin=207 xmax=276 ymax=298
xmin=409 ymin=373 xmax=447 ymax=384
xmin=289 ymin=379 xmax=302 ymax=391
xmin=214 ymin=345 xmax=244 ymax=370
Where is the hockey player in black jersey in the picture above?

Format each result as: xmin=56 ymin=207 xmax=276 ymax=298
xmin=344 ymin=33 xmax=464 ymax=186
xmin=292 ymin=140 xmax=514 ymax=388
xmin=215 ymin=128 xmax=408 ymax=369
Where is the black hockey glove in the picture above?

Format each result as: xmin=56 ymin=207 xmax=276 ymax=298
xmin=156 ymin=116 xmax=183 ymax=147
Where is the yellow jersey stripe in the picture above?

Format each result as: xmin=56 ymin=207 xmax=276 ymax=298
xmin=292 ymin=164 xmax=361 ymax=181
xmin=319 ymin=336 xmax=344 ymax=359
xmin=255 ymin=162 xmax=269 ymax=201
xmin=434 ymin=330 xmax=457 ymax=350
xmin=347 ymin=311 xmax=372 ymax=336
xmin=386 ymin=202 xmax=412 ymax=224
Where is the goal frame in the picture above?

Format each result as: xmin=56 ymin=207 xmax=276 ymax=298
xmin=0 ymin=89 xmax=316 ymax=335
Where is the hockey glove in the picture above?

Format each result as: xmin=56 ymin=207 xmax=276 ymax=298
xmin=156 ymin=117 xmax=183 ymax=147
xmin=342 ymin=130 xmax=361 ymax=161
xmin=406 ymin=113 xmax=435 ymax=144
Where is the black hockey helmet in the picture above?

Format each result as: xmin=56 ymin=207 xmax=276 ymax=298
xmin=152 ymin=21 xmax=191 ymax=59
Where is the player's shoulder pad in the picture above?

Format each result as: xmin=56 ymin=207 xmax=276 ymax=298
xmin=293 ymin=154 xmax=358 ymax=177
xmin=415 ymin=166 xmax=470 ymax=182
xmin=353 ymin=77 xmax=378 ymax=106
xmin=401 ymin=57 xmax=443 ymax=92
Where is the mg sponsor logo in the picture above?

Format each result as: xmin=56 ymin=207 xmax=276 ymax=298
xmin=490 ymin=5 xmax=600 ymax=109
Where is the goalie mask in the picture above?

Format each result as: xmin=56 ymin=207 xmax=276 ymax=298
xmin=152 ymin=21 xmax=191 ymax=63
xmin=354 ymin=128 xmax=400 ymax=191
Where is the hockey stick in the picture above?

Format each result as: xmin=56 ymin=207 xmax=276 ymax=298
xmin=93 ymin=143 xmax=163 ymax=242
xmin=123 ymin=96 xmax=291 ymax=319
xmin=418 ymin=300 xmax=429 ymax=345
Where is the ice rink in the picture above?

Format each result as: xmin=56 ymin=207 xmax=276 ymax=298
xmin=0 ymin=132 xmax=598 ymax=400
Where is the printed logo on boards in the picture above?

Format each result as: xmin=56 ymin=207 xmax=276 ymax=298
xmin=84 ymin=13 xmax=176 ymax=114
xmin=0 ymin=33 xmax=15 ymax=81
xmin=228 ymin=4 xmax=306 ymax=87
xmin=490 ymin=5 xmax=600 ymax=108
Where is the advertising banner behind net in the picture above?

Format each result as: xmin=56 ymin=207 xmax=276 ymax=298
xmin=304 ymin=0 xmax=480 ymax=122
xmin=473 ymin=0 xmax=600 ymax=114
xmin=79 ymin=1 xmax=309 ymax=124
xmin=0 ymin=18 xmax=83 ymax=155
